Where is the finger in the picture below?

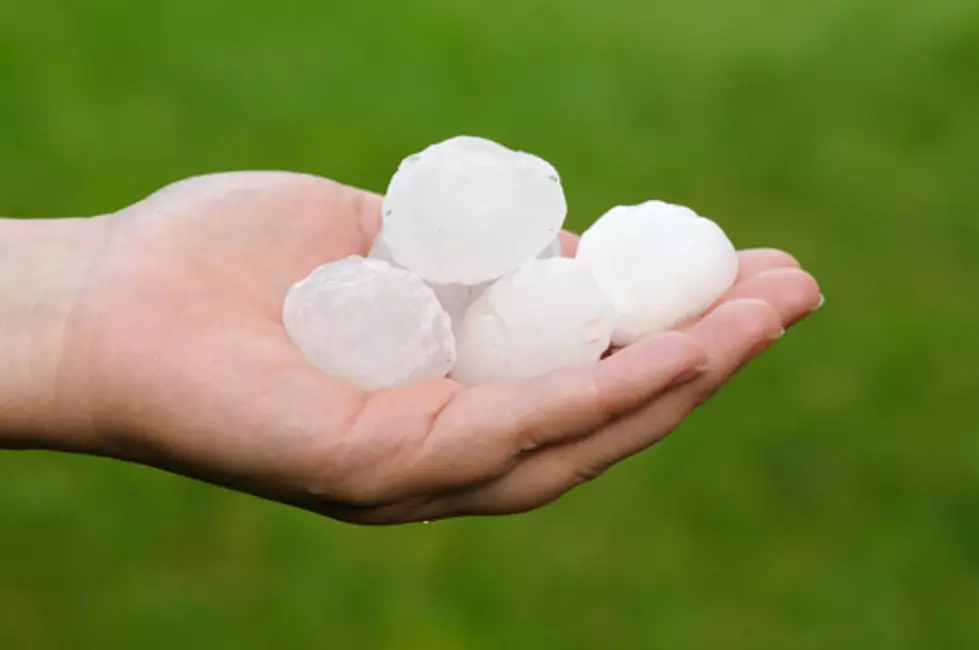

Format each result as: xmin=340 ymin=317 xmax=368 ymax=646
xmin=708 ymin=267 xmax=822 ymax=329
xmin=672 ymin=268 xmax=821 ymax=411
xmin=305 ymin=377 xmax=464 ymax=506
xmin=498 ymin=268 xmax=818 ymax=463
xmin=736 ymin=248 xmax=800 ymax=280
xmin=533 ymin=293 xmax=800 ymax=499
xmin=478 ymin=331 xmax=708 ymax=454
xmin=397 ymin=331 xmax=707 ymax=495
xmin=682 ymin=298 xmax=785 ymax=387
xmin=414 ymin=268 xmax=818 ymax=521
xmin=422 ymin=298 xmax=783 ymax=519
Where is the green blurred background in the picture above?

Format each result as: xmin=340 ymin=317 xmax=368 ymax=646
xmin=2 ymin=0 xmax=978 ymax=647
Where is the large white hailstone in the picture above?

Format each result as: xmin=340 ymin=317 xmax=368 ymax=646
xmin=576 ymin=200 xmax=739 ymax=346
xmin=381 ymin=135 xmax=567 ymax=285
xmin=283 ymin=256 xmax=456 ymax=390
xmin=451 ymin=258 xmax=616 ymax=386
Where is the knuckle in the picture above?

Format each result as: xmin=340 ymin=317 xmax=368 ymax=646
xmin=736 ymin=301 xmax=782 ymax=341
xmin=690 ymin=380 xmax=721 ymax=407
xmin=570 ymin=462 xmax=606 ymax=486
xmin=587 ymin=373 xmax=616 ymax=425
xmin=303 ymin=453 xmax=397 ymax=508
xmin=667 ymin=331 xmax=711 ymax=370
xmin=516 ymin=427 xmax=547 ymax=454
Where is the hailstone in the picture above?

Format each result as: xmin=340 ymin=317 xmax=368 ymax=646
xmin=381 ymin=135 xmax=567 ymax=285
xmin=576 ymin=200 xmax=739 ymax=346
xmin=283 ymin=256 xmax=455 ymax=390
xmin=451 ymin=258 xmax=616 ymax=386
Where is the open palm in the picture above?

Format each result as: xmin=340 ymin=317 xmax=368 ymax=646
xmin=65 ymin=171 xmax=820 ymax=525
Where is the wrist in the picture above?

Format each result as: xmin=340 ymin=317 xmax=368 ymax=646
xmin=0 ymin=215 xmax=109 ymax=452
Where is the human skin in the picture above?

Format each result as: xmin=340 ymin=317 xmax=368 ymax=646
xmin=0 ymin=172 xmax=822 ymax=525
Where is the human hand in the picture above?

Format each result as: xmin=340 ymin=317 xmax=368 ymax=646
xmin=0 ymin=172 xmax=821 ymax=524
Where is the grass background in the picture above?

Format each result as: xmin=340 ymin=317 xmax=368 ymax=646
xmin=2 ymin=0 xmax=978 ymax=647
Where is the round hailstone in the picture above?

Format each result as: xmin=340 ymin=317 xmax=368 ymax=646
xmin=381 ymin=135 xmax=567 ymax=285
xmin=451 ymin=258 xmax=616 ymax=386
xmin=576 ymin=200 xmax=739 ymax=346
xmin=283 ymin=256 xmax=455 ymax=390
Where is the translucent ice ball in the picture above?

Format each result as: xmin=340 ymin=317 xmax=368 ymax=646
xmin=452 ymin=258 xmax=616 ymax=386
xmin=283 ymin=256 xmax=456 ymax=390
xmin=381 ymin=135 xmax=567 ymax=285
xmin=576 ymin=200 xmax=739 ymax=346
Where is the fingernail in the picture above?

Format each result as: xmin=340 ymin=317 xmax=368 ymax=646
xmin=695 ymin=363 xmax=711 ymax=373
xmin=814 ymin=293 xmax=826 ymax=310
xmin=768 ymin=327 xmax=786 ymax=342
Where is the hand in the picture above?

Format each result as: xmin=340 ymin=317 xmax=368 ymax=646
xmin=2 ymin=172 xmax=822 ymax=525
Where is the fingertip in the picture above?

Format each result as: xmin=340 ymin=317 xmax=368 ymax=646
xmin=715 ymin=265 xmax=823 ymax=329
xmin=753 ymin=266 xmax=818 ymax=288
xmin=736 ymin=248 xmax=802 ymax=280
xmin=499 ymin=329 xmax=710 ymax=451
xmin=750 ymin=267 xmax=823 ymax=325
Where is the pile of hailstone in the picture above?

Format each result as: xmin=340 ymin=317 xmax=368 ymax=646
xmin=283 ymin=136 xmax=739 ymax=390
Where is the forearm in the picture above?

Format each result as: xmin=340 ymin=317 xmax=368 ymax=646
xmin=0 ymin=216 xmax=108 ymax=451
